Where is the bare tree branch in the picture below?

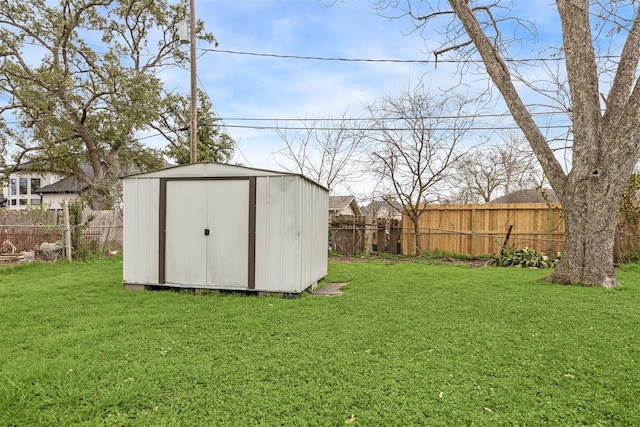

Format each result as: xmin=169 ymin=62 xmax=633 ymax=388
xmin=274 ymin=112 xmax=366 ymax=192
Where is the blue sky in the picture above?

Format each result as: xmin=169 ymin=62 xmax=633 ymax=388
xmin=1 ymin=1 xmax=590 ymax=197
xmin=153 ymin=0 xmax=581 ymax=197
xmin=158 ymin=1 xmax=477 ymax=172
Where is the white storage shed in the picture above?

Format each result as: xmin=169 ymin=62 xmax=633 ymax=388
xmin=122 ymin=163 xmax=328 ymax=294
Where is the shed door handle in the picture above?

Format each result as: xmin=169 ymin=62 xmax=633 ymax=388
xmin=204 ymin=228 xmax=210 ymax=236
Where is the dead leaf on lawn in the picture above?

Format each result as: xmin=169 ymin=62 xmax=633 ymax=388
xmin=484 ymin=407 xmax=495 ymax=413
xmin=439 ymin=392 xmax=444 ymax=399
xmin=345 ymin=414 xmax=356 ymax=424
xmin=564 ymin=373 xmax=576 ymax=379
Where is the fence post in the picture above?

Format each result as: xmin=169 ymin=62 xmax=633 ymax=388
xmin=63 ymin=199 xmax=73 ymax=262
xmin=377 ymin=219 xmax=386 ymax=253
xmin=352 ymin=215 xmax=356 ymax=255
xmin=389 ymin=219 xmax=400 ymax=255
xmin=357 ymin=216 xmax=366 ymax=254
xmin=366 ymin=221 xmax=374 ymax=254
xmin=471 ymin=207 xmax=476 ymax=257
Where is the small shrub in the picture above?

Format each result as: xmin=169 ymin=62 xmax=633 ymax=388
xmin=68 ymin=199 xmax=97 ymax=260
xmin=491 ymin=246 xmax=560 ymax=269
xmin=625 ymin=250 xmax=640 ymax=263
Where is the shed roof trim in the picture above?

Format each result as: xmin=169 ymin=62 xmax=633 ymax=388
xmin=122 ymin=162 xmax=327 ymax=189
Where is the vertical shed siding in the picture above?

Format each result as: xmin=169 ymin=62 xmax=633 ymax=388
xmin=123 ymin=178 xmax=159 ymax=284
xmin=254 ymin=176 xmax=276 ymax=291
xmin=254 ymin=176 xmax=300 ymax=292
xmin=281 ymin=176 xmax=300 ymax=291
xmin=297 ymin=178 xmax=328 ymax=288
xmin=254 ymin=175 xmax=327 ymax=292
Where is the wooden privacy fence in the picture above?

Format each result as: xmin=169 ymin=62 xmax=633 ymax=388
xmin=84 ymin=210 xmax=123 ymax=249
xmin=330 ymin=215 xmax=404 ymax=256
xmin=330 ymin=215 xmax=366 ymax=256
xmin=402 ymin=203 xmax=565 ymax=256
xmin=373 ymin=218 xmax=402 ymax=255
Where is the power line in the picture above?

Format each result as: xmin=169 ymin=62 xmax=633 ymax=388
xmin=221 ymin=110 xmax=571 ymax=122
xmin=1 ymin=109 xmax=571 ymax=126
xmin=219 ymin=124 xmax=570 ymax=132
xmin=206 ymin=48 xmax=619 ymax=65
xmin=207 ymin=48 xmax=437 ymax=63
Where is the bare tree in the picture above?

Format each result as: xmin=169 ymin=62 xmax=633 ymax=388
xmin=452 ymin=149 xmax=505 ymax=204
xmin=274 ymin=112 xmax=366 ymax=193
xmin=452 ymin=131 xmax=542 ymax=203
xmin=380 ymin=1 xmax=640 ymax=287
xmin=368 ymin=83 xmax=476 ymax=253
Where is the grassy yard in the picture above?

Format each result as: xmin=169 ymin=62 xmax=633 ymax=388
xmin=1 ymin=258 xmax=640 ymax=426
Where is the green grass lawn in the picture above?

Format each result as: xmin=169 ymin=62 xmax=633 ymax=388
xmin=1 ymin=258 xmax=640 ymax=426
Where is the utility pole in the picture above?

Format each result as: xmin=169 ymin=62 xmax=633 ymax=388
xmin=189 ymin=0 xmax=197 ymax=163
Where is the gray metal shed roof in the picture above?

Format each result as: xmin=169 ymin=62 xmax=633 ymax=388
xmin=123 ymin=162 xmax=327 ymax=189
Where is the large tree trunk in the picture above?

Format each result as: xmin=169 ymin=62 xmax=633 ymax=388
xmin=445 ymin=0 xmax=640 ymax=287
xmin=408 ymin=214 xmax=422 ymax=254
xmin=548 ymin=177 xmax=622 ymax=288
xmin=413 ymin=220 xmax=422 ymax=254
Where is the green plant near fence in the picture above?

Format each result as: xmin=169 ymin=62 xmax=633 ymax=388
xmin=491 ymin=246 xmax=561 ymax=269
xmin=68 ymin=199 xmax=97 ymax=260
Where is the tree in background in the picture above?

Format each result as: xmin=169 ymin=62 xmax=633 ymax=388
xmin=382 ymin=1 xmax=640 ymax=287
xmin=274 ymin=111 xmax=366 ymax=192
xmin=452 ymin=131 xmax=542 ymax=203
xmin=367 ymin=82 xmax=476 ymax=253
xmin=161 ymin=90 xmax=234 ymax=165
xmin=0 ymin=0 xmax=215 ymax=208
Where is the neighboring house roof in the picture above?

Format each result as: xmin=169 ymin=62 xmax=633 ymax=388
xmin=34 ymin=177 xmax=90 ymax=194
xmin=34 ymin=164 xmax=94 ymax=195
xmin=1 ymin=163 xmax=27 ymax=173
xmin=361 ymin=200 xmax=403 ymax=220
xmin=329 ymin=195 xmax=362 ymax=216
xmin=31 ymin=162 xmax=172 ymax=195
xmin=1 ymin=161 xmax=51 ymax=175
xmin=488 ymin=188 xmax=559 ymax=204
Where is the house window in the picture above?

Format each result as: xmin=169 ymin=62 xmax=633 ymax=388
xmin=10 ymin=199 xmax=17 ymax=206
xmin=19 ymin=198 xmax=28 ymax=206
xmin=19 ymin=178 xmax=27 ymax=195
xmin=10 ymin=178 xmax=17 ymax=196
xmin=31 ymin=178 xmax=41 ymax=193
xmin=31 ymin=198 xmax=41 ymax=205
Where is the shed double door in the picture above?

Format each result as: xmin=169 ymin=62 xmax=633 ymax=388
xmin=164 ymin=179 xmax=250 ymax=288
